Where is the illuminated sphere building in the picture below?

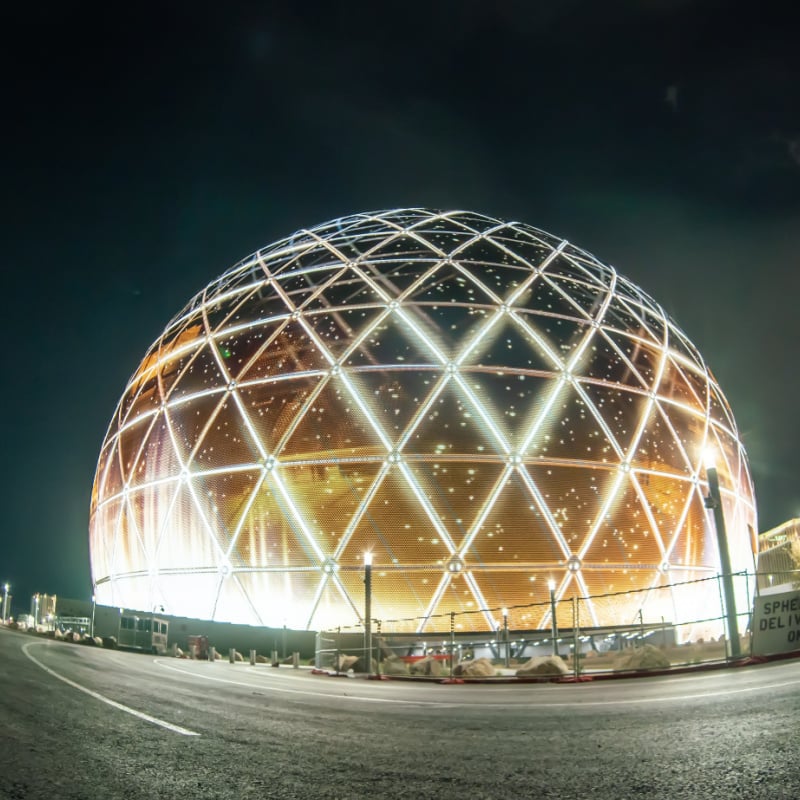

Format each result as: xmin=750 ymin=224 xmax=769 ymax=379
xmin=90 ymin=209 xmax=756 ymax=633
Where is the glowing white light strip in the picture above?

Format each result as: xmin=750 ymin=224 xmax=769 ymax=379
xmin=121 ymin=490 xmax=153 ymax=568
xmin=564 ymin=270 xmax=617 ymax=369
xmin=99 ymin=465 xmax=265 ymax=508
xmin=394 ymin=305 xmax=449 ymax=365
xmin=569 ymin=380 xmax=625 ymax=461
xmin=453 ymin=306 xmax=505 ymax=366
xmin=223 ymin=469 xmax=268 ymax=562
xmin=518 ymin=375 xmax=569 ymax=456
xmin=575 ymin=470 xmax=627 ymax=561
xmin=627 ymin=472 xmax=668 ymax=561
xmin=269 ymin=471 xmax=326 ymax=563
xmin=516 ymin=466 xmax=574 ymax=559
xmin=212 ymin=570 xmax=264 ymax=625
xmin=417 ymin=573 xmax=453 ymax=632
xmin=571 ymin=570 xmax=599 ymax=627
xmin=507 ymin=239 xmax=570 ymax=304
xmin=463 ymin=571 xmax=496 ymax=631
xmin=335 ymin=369 xmax=394 ymax=452
xmin=452 ymin=372 xmax=511 ymax=456
xmin=394 ymin=373 xmax=449 ymax=453
xmin=458 ymin=465 xmax=514 ymax=556
xmin=327 ymin=569 xmax=365 ymax=626
xmin=509 ymin=309 xmax=566 ymax=370
xmin=229 ymin=389 xmax=268 ymax=462
xmin=332 ymin=462 xmax=391 ymax=560
xmin=152 ymin=477 xmax=185 ymax=568
xmin=397 ymin=461 xmax=457 ymax=554
xmin=124 ymin=335 xmax=205 ymax=392
xmin=181 ymin=468 xmax=238 ymax=565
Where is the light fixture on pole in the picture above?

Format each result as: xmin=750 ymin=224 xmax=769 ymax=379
xmin=548 ymin=579 xmax=559 ymax=658
xmin=363 ymin=551 xmax=373 ymax=677
xmin=502 ymin=607 xmax=509 ymax=668
xmin=704 ymin=454 xmax=741 ymax=658
xmin=2 ymin=583 xmax=9 ymax=623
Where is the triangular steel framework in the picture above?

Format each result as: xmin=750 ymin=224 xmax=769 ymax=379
xmin=89 ymin=210 xmax=757 ymax=632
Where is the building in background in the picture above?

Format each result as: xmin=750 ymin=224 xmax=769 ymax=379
xmin=756 ymin=519 xmax=800 ymax=593
xmin=31 ymin=593 xmax=57 ymax=628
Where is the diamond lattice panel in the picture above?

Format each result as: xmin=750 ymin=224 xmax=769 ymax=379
xmin=89 ymin=209 xmax=757 ymax=631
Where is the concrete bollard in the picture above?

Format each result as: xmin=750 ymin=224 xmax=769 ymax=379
xmin=271 ymin=649 xmax=279 ymax=667
xmin=229 ymin=648 xmax=236 ymax=664
xmin=208 ymin=646 xmax=216 ymax=662
xmin=292 ymin=651 xmax=300 ymax=669
xmin=250 ymin=649 xmax=257 ymax=666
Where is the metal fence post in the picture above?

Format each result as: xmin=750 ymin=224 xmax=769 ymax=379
xmin=572 ymin=597 xmax=579 ymax=680
xmin=716 ymin=574 xmax=729 ymax=660
xmin=376 ymin=620 xmax=382 ymax=677
xmin=450 ymin=612 xmax=456 ymax=677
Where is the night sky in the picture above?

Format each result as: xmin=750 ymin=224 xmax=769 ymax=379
xmin=2 ymin=2 xmax=799 ymax=608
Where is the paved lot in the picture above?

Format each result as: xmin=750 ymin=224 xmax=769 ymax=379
xmin=1 ymin=627 xmax=799 ymax=799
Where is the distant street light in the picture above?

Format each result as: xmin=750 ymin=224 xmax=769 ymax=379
xmin=548 ymin=579 xmax=559 ymax=658
xmin=363 ymin=552 xmax=373 ymax=677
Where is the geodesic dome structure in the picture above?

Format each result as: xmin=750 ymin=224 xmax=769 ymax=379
xmin=89 ymin=209 xmax=756 ymax=632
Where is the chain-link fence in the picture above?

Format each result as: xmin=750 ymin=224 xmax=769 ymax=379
xmin=315 ymin=570 xmax=794 ymax=678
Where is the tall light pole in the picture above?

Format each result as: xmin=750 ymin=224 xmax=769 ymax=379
xmin=363 ymin=551 xmax=372 ymax=677
xmin=2 ymin=583 xmax=9 ymax=622
xmin=548 ymin=579 xmax=559 ymax=658
xmin=90 ymin=593 xmax=96 ymax=639
xmin=704 ymin=458 xmax=741 ymax=658
xmin=502 ymin=607 xmax=509 ymax=667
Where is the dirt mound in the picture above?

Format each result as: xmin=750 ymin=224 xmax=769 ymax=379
xmin=614 ymin=643 xmax=670 ymax=671
xmin=409 ymin=656 xmax=442 ymax=676
xmin=453 ymin=658 xmax=496 ymax=677
xmin=515 ymin=656 xmax=568 ymax=677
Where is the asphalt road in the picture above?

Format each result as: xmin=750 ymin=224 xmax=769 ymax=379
xmin=1 ymin=627 xmax=799 ymax=799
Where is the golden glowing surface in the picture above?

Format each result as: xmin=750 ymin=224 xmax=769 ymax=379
xmin=89 ymin=209 xmax=757 ymax=631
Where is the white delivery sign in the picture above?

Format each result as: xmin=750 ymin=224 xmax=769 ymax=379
xmin=751 ymin=589 xmax=800 ymax=656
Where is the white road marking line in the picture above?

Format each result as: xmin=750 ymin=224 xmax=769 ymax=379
xmin=155 ymin=660 xmax=454 ymax=705
xmin=155 ymin=659 xmax=800 ymax=709
xmin=22 ymin=643 xmax=200 ymax=736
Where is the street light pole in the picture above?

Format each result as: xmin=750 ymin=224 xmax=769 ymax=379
xmin=363 ymin=551 xmax=372 ymax=677
xmin=90 ymin=593 xmax=96 ymax=639
xmin=705 ymin=461 xmax=741 ymax=658
xmin=2 ymin=583 xmax=9 ymax=623
xmin=548 ymin=579 xmax=559 ymax=658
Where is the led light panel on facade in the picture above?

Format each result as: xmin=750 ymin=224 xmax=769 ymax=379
xmin=89 ymin=209 xmax=757 ymax=633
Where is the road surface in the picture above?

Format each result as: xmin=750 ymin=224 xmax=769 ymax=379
xmin=1 ymin=627 xmax=798 ymax=799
